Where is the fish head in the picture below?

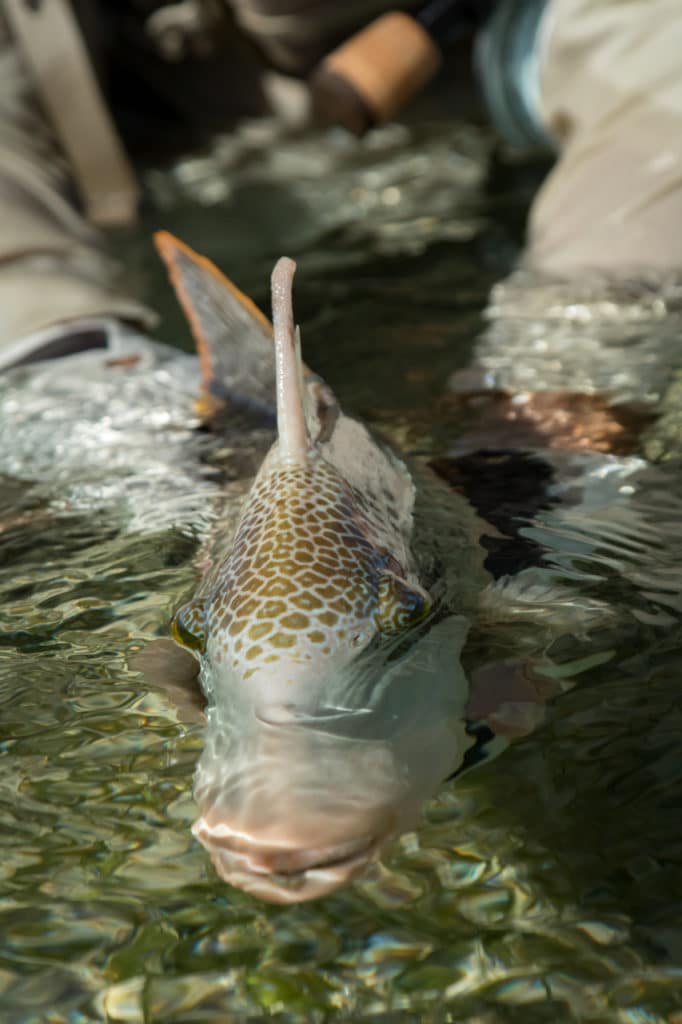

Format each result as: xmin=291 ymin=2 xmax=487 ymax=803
xmin=173 ymin=442 xmax=454 ymax=901
xmin=189 ymin=613 xmax=472 ymax=904
xmin=192 ymin=449 xmax=433 ymax=709
xmin=191 ymin=718 xmax=410 ymax=903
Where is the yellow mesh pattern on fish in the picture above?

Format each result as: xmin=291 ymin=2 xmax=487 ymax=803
xmin=207 ymin=456 xmax=384 ymax=675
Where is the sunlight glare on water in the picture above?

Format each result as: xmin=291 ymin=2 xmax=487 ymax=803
xmin=1 ymin=119 xmax=682 ymax=1023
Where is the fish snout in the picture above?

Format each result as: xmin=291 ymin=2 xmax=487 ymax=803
xmin=192 ymin=818 xmax=381 ymax=902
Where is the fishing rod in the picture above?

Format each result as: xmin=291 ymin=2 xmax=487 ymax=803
xmin=309 ymin=0 xmax=552 ymax=150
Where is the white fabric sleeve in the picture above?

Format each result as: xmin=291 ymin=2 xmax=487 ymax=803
xmin=0 ymin=7 xmax=156 ymax=348
xmin=527 ymin=0 xmax=682 ymax=275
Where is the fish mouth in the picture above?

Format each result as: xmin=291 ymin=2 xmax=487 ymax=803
xmin=192 ymin=820 xmax=380 ymax=902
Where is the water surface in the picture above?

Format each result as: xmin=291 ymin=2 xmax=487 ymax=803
xmin=1 ymin=119 xmax=682 ymax=1023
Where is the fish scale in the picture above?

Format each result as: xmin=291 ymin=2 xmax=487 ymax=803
xmin=206 ymin=455 xmax=382 ymax=679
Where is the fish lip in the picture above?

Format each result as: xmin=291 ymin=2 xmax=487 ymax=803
xmin=192 ymin=818 xmax=382 ymax=897
xmin=193 ymin=819 xmax=378 ymax=874
xmin=207 ymin=840 xmax=381 ymax=904
xmin=224 ymin=863 xmax=371 ymax=903
xmin=272 ymin=834 xmax=379 ymax=877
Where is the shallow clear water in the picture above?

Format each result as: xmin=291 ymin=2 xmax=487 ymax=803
xmin=2 ymin=119 xmax=682 ymax=1022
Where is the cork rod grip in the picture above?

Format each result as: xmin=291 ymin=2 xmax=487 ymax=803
xmin=309 ymin=12 xmax=442 ymax=135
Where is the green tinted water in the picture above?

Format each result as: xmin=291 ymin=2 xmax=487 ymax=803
xmin=2 ymin=120 xmax=682 ymax=1022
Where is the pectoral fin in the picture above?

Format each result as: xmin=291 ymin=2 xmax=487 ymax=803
xmin=154 ymin=231 xmax=276 ymax=421
xmin=127 ymin=638 xmax=206 ymax=726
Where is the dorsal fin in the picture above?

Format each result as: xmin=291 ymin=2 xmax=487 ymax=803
xmin=154 ymin=231 xmax=276 ymax=420
xmin=271 ymin=257 xmax=309 ymax=466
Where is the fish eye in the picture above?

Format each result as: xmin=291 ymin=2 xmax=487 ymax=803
xmin=375 ymin=573 xmax=432 ymax=636
xmin=171 ymin=598 xmax=207 ymax=653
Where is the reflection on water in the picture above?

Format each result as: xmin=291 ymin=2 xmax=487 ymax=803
xmin=2 ymin=120 xmax=682 ymax=1021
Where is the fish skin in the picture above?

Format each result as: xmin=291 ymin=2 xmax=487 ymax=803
xmin=157 ymin=233 xmax=492 ymax=902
